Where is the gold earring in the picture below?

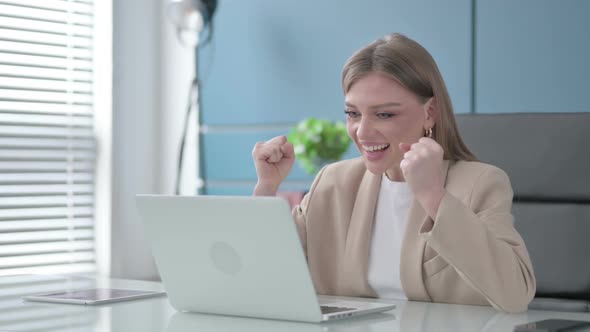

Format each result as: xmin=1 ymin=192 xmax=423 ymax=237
xmin=425 ymin=128 xmax=433 ymax=138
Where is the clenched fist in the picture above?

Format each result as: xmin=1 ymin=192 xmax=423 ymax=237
xmin=252 ymin=136 xmax=295 ymax=196
xmin=399 ymin=137 xmax=446 ymax=219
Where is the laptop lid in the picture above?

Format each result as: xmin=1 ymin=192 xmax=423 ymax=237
xmin=136 ymin=195 xmax=324 ymax=322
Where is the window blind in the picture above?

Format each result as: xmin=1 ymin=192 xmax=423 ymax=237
xmin=0 ymin=0 xmax=97 ymax=275
xmin=0 ymin=274 xmax=97 ymax=330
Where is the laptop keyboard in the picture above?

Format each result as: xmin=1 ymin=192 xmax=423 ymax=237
xmin=320 ymin=305 xmax=356 ymax=314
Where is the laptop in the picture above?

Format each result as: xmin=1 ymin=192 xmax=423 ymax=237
xmin=166 ymin=311 xmax=396 ymax=332
xmin=136 ymin=195 xmax=396 ymax=323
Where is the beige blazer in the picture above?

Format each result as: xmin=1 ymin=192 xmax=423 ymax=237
xmin=292 ymin=158 xmax=536 ymax=313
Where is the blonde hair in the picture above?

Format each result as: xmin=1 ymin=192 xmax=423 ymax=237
xmin=342 ymin=33 xmax=477 ymax=161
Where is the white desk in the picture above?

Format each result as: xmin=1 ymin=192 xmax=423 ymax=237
xmin=1 ymin=275 xmax=589 ymax=332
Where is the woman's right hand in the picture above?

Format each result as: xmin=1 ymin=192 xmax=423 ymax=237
xmin=252 ymin=136 xmax=295 ymax=196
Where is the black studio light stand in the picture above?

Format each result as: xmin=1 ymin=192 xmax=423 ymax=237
xmin=167 ymin=0 xmax=217 ymax=195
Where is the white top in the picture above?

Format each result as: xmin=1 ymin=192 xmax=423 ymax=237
xmin=367 ymin=175 xmax=413 ymax=300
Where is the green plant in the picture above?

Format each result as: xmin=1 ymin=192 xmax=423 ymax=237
xmin=288 ymin=117 xmax=351 ymax=174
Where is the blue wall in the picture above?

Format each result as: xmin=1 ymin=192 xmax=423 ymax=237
xmin=475 ymin=0 xmax=590 ymax=114
xmin=198 ymin=0 xmax=589 ymax=195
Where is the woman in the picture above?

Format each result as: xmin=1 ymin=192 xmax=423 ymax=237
xmin=251 ymin=33 xmax=536 ymax=313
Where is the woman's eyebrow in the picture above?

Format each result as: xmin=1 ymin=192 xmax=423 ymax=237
xmin=345 ymin=102 xmax=401 ymax=109
xmin=371 ymin=102 xmax=402 ymax=109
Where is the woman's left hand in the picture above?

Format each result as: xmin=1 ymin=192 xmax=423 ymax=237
xmin=399 ymin=137 xmax=446 ymax=219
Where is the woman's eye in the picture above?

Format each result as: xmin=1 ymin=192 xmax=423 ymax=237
xmin=377 ymin=113 xmax=394 ymax=119
xmin=345 ymin=110 xmax=360 ymax=118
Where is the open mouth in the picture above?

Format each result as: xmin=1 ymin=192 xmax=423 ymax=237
xmin=362 ymin=144 xmax=390 ymax=152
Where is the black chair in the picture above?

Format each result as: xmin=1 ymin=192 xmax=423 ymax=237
xmin=456 ymin=113 xmax=590 ymax=312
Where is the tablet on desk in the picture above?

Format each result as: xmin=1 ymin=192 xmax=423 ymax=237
xmin=22 ymin=288 xmax=166 ymax=305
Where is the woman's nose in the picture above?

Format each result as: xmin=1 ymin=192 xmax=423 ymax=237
xmin=356 ymin=117 xmax=373 ymax=139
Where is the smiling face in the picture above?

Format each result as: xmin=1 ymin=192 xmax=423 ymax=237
xmin=344 ymin=71 xmax=435 ymax=180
